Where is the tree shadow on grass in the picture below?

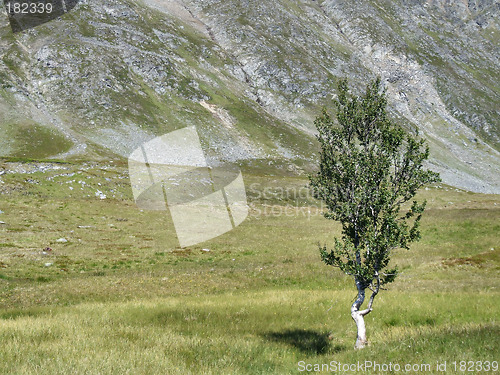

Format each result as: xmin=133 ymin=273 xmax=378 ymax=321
xmin=263 ymin=329 xmax=344 ymax=355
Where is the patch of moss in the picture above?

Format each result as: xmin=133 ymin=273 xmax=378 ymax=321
xmin=10 ymin=122 xmax=73 ymax=159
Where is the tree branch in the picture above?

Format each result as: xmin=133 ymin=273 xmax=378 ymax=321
xmin=359 ymin=272 xmax=380 ymax=316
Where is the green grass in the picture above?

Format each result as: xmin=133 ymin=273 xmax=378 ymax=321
xmin=0 ymin=292 xmax=497 ymax=374
xmin=0 ymin=161 xmax=499 ymax=374
xmin=0 ymin=121 xmax=74 ymax=160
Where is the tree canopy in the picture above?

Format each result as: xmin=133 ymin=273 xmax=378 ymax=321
xmin=309 ymin=77 xmax=440 ymax=348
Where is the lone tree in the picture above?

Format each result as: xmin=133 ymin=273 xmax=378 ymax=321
xmin=309 ymin=78 xmax=440 ymax=349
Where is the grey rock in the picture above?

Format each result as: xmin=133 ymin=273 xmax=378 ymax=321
xmin=0 ymin=0 xmax=498 ymax=193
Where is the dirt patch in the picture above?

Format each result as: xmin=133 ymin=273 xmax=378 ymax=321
xmin=443 ymin=248 xmax=499 ymax=268
xmin=141 ymin=0 xmax=209 ymax=37
xmin=171 ymin=248 xmax=192 ymax=256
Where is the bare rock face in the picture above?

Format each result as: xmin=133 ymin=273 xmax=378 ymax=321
xmin=0 ymin=0 xmax=499 ymax=193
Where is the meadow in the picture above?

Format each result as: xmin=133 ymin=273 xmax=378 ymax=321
xmin=0 ymin=160 xmax=498 ymax=374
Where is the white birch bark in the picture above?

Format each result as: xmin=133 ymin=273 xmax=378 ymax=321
xmin=352 ymin=310 xmax=368 ymax=349
xmin=351 ymin=274 xmax=379 ymax=349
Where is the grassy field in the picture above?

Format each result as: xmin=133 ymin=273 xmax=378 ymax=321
xmin=0 ymin=160 xmax=498 ymax=374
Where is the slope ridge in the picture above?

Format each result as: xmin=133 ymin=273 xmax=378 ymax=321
xmin=0 ymin=0 xmax=498 ymax=192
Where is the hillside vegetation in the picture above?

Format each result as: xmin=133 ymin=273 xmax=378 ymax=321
xmin=0 ymin=0 xmax=499 ymax=192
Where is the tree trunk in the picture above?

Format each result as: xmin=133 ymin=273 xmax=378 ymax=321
xmin=351 ymin=279 xmax=367 ymax=349
xmin=351 ymin=277 xmax=377 ymax=349
xmin=351 ymin=271 xmax=380 ymax=349
xmin=351 ymin=310 xmax=368 ymax=349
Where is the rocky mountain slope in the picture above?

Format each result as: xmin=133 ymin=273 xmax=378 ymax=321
xmin=0 ymin=0 xmax=499 ymax=193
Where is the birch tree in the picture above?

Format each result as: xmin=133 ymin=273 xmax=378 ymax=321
xmin=309 ymin=78 xmax=440 ymax=349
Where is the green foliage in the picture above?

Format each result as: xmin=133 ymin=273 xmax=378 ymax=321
xmin=310 ymin=78 xmax=440 ymax=290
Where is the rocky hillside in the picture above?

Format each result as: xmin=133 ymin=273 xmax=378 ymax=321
xmin=0 ymin=0 xmax=499 ymax=193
